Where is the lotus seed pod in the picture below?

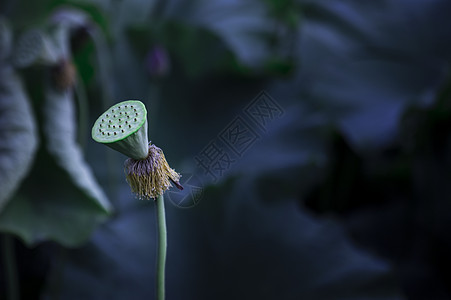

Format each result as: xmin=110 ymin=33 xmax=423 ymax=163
xmin=91 ymin=100 xmax=149 ymax=160
xmin=13 ymin=29 xmax=59 ymax=68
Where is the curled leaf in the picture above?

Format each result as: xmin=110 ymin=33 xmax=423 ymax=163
xmin=43 ymin=85 xmax=112 ymax=213
xmin=0 ymin=66 xmax=39 ymax=212
xmin=13 ymin=29 xmax=59 ymax=67
xmin=50 ymin=7 xmax=92 ymax=29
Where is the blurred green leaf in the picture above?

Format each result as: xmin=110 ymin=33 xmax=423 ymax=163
xmin=0 ymin=9 xmax=112 ymax=246
xmin=44 ymin=85 xmax=112 ymax=213
xmin=43 ymin=184 xmax=404 ymax=299
xmin=0 ymin=79 xmax=112 ymax=247
xmin=0 ymin=67 xmax=38 ymax=213
xmin=0 ymin=147 xmax=111 ymax=247
xmin=44 ymin=9 xmax=112 ymax=213
xmin=0 ymin=16 xmax=12 ymax=60
xmin=163 ymin=0 xmax=273 ymax=67
xmin=159 ymin=22 xmax=230 ymax=77
xmin=275 ymin=0 xmax=451 ymax=152
xmin=12 ymin=29 xmax=60 ymax=68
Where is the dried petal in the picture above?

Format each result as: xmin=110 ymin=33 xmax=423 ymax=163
xmin=124 ymin=144 xmax=181 ymax=200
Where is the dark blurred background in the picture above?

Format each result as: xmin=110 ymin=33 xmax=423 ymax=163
xmin=1 ymin=0 xmax=451 ymax=299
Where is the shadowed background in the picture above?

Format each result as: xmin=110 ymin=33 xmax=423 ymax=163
xmin=1 ymin=0 xmax=451 ymax=299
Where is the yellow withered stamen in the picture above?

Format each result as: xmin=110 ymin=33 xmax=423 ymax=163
xmin=124 ymin=144 xmax=181 ymax=200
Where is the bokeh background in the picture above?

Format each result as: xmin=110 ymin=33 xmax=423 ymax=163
xmin=1 ymin=0 xmax=451 ymax=299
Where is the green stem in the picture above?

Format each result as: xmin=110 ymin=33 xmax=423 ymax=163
xmin=2 ymin=235 xmax=19 ymax=300
xmin=156 ymin=194 xmax=167 ymax=300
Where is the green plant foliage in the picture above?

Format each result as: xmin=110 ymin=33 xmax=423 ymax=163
xmin=0 ymin=17 xmax=12 ymax=60
xmin=0 ymin=67 xmax=38 ymax=213
xmin=13 ymin=29 xmax=59 ymax=67
xmin=44 ymin=84 xmax=111 ymax=214
xmin=45 ymin=191 xmax=404 ymax=299
xmin=0 ymin=9 xmax=112 ymax=247
xmin=0 ymin=146 xmax=110 ymax=247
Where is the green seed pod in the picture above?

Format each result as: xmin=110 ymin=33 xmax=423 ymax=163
xmin=91 ymin=100 xmax=149 ymax=160
xmin=13 ymin=29 xmax=59 ymax=68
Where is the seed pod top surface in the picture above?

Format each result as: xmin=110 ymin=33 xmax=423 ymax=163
xmin=92 ymin=100 xmax=149 ymax=160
